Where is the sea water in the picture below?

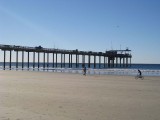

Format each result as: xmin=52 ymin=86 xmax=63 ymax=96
xmin=0 ymin=62 xmax=160 ymax=76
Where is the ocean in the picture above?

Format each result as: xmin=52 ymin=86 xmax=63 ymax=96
xmin=0 ymin=62 xmax=160 ymax=76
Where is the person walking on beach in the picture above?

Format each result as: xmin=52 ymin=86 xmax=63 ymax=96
xmin=83 ymin=66 xmax=87 ymax=76
xmin=138 ymin=69 xmax=142 ymax=76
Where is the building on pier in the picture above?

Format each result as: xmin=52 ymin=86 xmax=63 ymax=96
xmin=0 ymin=44 xmax=132 ymax=70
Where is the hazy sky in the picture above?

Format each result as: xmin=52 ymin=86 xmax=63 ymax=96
xmin=0 ymin=0 xmax=160 ymax=63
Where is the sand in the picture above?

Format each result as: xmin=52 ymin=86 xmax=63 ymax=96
xmin=0 ymin=70 xmax=160 ymax=120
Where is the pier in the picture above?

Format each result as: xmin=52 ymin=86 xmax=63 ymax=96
xmin=0 ymin=44 xmax=132 ymax=70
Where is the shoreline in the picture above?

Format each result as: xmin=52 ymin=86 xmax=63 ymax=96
xmin=1 ymin=67 xmax=160 ymax=77
xmin=1 ymin=70 xmax=160 ymax=120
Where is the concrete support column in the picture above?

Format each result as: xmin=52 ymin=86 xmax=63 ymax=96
xmin=104 ymin=56 xmax=106 ymax=68
xmin=16 ymin=51 xmax=18 ymax=69
xmin=111 ymin=58 xmax=114 ymax=68
xmin=88 ymin=55 xmax=90 ymax=68
xmin=52 ymin=53 xmax=54 ymax=68
xmin=76 ymin=54 xmax=78 ymax=68
xmin=94 ymin=55 xmax=96 ymax=68
xmin=47 ymin=53 xmax=49 ymax=68
xmin=82 ymin=55 xmax=85 ymax=67
xmin=123 ymin=57 xmax=125 ymax=67
xmin=71 ymin=54 xmax=72 ymax=68
xmin=69 ymin=54 xmax=70 ymax=68
xmin=56 ymin=53 xmax=57 ymax=68
xmin=77 ymin=55 xmax=79 ymax=68
xmin=99 ymin=56 xmax=101 ymax=68
xmin=33 ymin=52 xmax=35 ymax=68
xmin=83 ymin=55 xmax=85 ymax=64
xmin=28 ymin=52 xmax=29 ymax=69
xmin=9 ymin=50 xmax=12 ymax=70
xmin=37 ymin=52 xmax=39 ymax=69
xmin=108 ymin=58 xmax=110 ymax=68
xmin=22 ymin=51 xmax=24 ymax=69
xmin=3 ymin=50 xmax=6 ymax=70
xmin=61 ymin=53 xmax=63 ymax=68
xmin=43 ymin=52 xmax=45 ymax=69
xmin=63 ymin=54 xmax=66 ymax=68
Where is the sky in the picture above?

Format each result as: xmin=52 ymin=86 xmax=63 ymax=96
xmin=0 ymin=0 xmax=160 ymax=64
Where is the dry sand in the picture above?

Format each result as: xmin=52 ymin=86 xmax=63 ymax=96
xmin=0 ymin=70 xmax=160 ymax=120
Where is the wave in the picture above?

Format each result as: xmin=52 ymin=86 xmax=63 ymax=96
xmin=1 ymin=66 xmax=160 ymax=76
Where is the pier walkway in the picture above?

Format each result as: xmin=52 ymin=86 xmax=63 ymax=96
xmin=0 ymin=44 xmax=132 ymax=70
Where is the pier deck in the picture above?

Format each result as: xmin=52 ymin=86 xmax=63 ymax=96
xmin=0 ymin=44 xmax=132 ymax=69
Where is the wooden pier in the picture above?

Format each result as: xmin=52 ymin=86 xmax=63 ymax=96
xmin=0 ymin=44 xmax=132 ymax=70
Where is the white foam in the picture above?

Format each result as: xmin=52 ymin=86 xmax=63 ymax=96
xmin=0 ymin=67 xmax=160 ymax=76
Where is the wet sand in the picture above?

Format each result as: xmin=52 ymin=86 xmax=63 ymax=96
xmin=0 ymin=70 xmax=160 ymax=120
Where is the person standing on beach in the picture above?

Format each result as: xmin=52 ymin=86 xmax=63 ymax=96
xmin=138 ymin=69 xmax=142 ymax=76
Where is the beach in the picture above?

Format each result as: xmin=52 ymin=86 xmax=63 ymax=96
xmin=0 ymin=70 xmax=160 ymax=120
